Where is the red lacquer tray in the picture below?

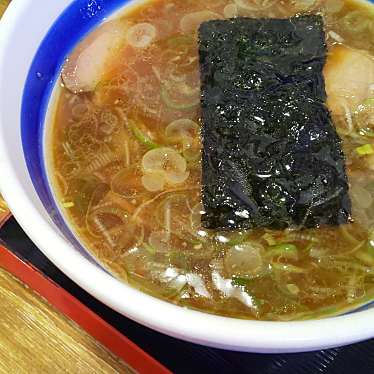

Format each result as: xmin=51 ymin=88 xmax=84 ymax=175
xmin=0 ymin=241 xmax=170 ymax=374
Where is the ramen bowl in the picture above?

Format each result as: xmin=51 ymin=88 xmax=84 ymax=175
xmin=1 ymin=0 xmax=374 ymax=353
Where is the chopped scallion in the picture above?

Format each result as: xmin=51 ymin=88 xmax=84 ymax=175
xmin=128 ymin=119 xmax=160 ymax=149
xmin=160 ymin=85 xmax=200 ymax=110
xmin=232 ymin=276 xmax=251 ymax=287
xmin=286 ymin=283 xmax=300 ymax=295
xmin=262 ymin=233 xmax=276 ymax=246
xmin=271 ymin=263 xmax=306 ymax=273
xmin=267 ymin=243 xmax=298 ymax=259
xmin=355 ymin=251 xmax=374 ymax=266
xmin=368 ymin=235 xmax=374 ymax=257
xmin=356 ymin=98 xmax=374 ymax=138
xmin=227 ymin=231 xmax=251 ymax=246
xmin=62 ymin=202 xmax=75 ymax=208
xmin=143 ymin=243 xmax=156 ymax=255
xmin=355 ymin=143 xmax=374 ymax=156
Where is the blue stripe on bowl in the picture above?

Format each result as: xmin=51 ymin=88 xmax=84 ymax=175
xmin=21 ymin=0 xmax=129 ymax=265
xmin=346 ymin=301 xmax=374 ymax=314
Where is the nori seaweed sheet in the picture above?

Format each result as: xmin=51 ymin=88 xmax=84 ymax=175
xmin=199 ymin=16 xmax=351 ymax=230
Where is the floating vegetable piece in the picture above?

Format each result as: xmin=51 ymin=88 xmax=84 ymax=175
xmin=234 ymin=0 xmax=277 ymax=11
xmin=224 ymin=243 xmax=264 ymax=279
xmin=111 ymin=168 xmax=144 ymax=198
xmin=141 ymin=172 xmax=165 ymax=192
xmin=156 ymin=194 xmax=193 ymax=237
xmin=165 ymin=119 xmax=199 ymax=142
xmin=356 ymin=98 xmax=374 ymax=137
xmin=355 ymin=250 xmax=374 ymax=266
xmin=328 ymin=31 xmax=344 ymax=43
xmin=286 ymin=284 xmax=300 ymax=295
xmin=190 ymin=203 xmax=206 ymax=233
xmin=199 ymin=16 xmax=351 ymax=229
xmin=165 ymin=169 xmax=189 ymax=184
xmin=262 ymin=233 xmax=276 ymax=246
xmin=85 ymin=152 xmax=117 ymax=173
xmin=142 ymin=242 xmax=157 ymax=255
xmin=126 ymin=23 xmax=156 ymax=48
xmin=180 ymin=11 xmax=221 ymax=33
xmin=224 ymin=4 xmax=238 ymax=18
xmin=62 ymin=20 xmax=126 ymax=93
xmin=271 ymin=263 xmax=307 ymax=274
xmin=115 ymin=220 xmax=144 ymax=251
xmin=62 ymin=201 xmax=75 ymax=209
xmin=86 ymin=206 xmax=128 ymax=239
xmin=356 ymin=143 xmax=374 ymax=156
xmin=368 ymin=234 xmax=374 ymax=257
xmin=142 ymin=147 xmax=189 ymax=185
xmin=128 ymin=119 xmax=160 ymax=149
xmin=181 ymin=139 xmax=201 ymax=162
xmin=266 ymin=243 xmax=299 ymax=260
xmin=158 ymin=41 xmax=200 ymax=112
xmin=148 ymin=230 xmax=171 ymax=253
xmin=161 ymin=84 xmax=200 ymax=111
xmin=70 ymin=177 xmax=100 ymax=215
xmin=165 ymin=119 xmax=201 ymax=161
xmin=99 ymin=109 xmax=119 ymax=135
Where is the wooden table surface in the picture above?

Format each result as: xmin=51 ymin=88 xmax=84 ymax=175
xmin=0 ymin=266 xmax=133 ymax=373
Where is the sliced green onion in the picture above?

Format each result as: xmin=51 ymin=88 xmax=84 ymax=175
xmin=360 ymin=98 xmax=374 ymax=108
xmin=355 ymin=143 xmax=374 ymax=156
xmin=161 ymin=85 xmax=200 ymax=110
xmin=128 ymin=119 xmax=160 ymax=149
xmin=267 ymin=243 xmax=298 ymax=260
xmin=143 ymin=243 xmax=156 ymax=255
xmin=271 ymin=263 xmax=306 ymax=273
xmin=168 ymin=251 xmax=189 ymax=269
xmin=262 ymin=233 xmax=276 ymax=246
xmin=231 ymin=276 xmax=251 ymax=287
xmin=62 ymin=201 xmax=75 ymax=209
xmin=355 ymin=251 xmax=374 ymax=266
xmin=226 ymin=231 xmax=251 ymax=246
xmin=340 ymin=225 xmax=360 ymax=245
xmin=286 ymin=284 xmax=300 ymax=295
xmin=356 ymin=98 xmax=374 ymax=138
xmin=368 ymin=233 xmax=374 ymax=257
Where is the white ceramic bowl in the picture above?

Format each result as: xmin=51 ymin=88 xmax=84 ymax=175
xmin=1 ymin=0 xmax=374 ymax=353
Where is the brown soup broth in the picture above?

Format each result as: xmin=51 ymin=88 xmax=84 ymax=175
xmin=50 ymin=0 xmax=374 ymax=320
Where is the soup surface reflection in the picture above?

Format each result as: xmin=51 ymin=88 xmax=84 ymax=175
xmin=50 ymin=0 xmax=374 ymax=320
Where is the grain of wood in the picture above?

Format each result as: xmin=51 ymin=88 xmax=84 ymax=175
xmin=0 ymin=267 xmax=135 ymax=373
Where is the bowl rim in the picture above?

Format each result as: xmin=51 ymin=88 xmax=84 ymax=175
xmin=1 ymin=0 xmax=374 ymax=353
